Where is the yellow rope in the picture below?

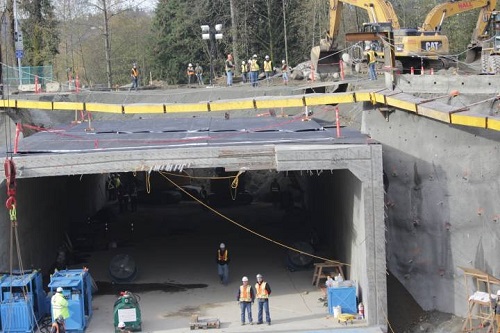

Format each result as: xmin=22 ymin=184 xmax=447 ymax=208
xmin=158 ymin=171 xmax=348 ymax=267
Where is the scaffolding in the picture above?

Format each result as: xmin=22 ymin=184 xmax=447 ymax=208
xmin=459 ymin=267 xmax=500 ymax=333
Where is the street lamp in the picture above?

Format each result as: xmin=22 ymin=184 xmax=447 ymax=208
xmin=201 ymin=24 xmax=223 ymax=86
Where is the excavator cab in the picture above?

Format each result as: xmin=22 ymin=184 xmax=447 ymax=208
xmin=481 ymin=11 xmax=500 ymax=74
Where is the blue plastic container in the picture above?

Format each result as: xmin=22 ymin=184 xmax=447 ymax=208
xmin=327 ymin=286 xmax=357 ymax=314
xmin=48 ymin=269 xmax=93 ymax=333
xmin=0 ymin=270 xmax=47 ymax=333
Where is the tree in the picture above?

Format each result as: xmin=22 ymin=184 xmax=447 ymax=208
xmin=20 ymin=0 xmax=60 ymax=66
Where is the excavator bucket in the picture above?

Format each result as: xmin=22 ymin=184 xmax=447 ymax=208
xmin=311 ymin=46 xmax=342 ymax=79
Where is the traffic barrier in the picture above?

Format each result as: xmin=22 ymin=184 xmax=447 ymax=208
xmin=430 ymin=68 xmax=434 ymax=75
xmin=410 ymin=67 xmax=414 ymax=75
xmin=421 ymin=66 xmax=424 ymax=75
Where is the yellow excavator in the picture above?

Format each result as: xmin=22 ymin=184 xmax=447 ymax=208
xmin=479 ymin=10 xmax=500 ymax=73
xmin=419 ymin=0 xmax=497 ymax=63
xmin=312 ymin=0 xmax=451 ymax=76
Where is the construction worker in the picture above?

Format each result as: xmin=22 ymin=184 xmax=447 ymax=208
xmin=50 ymin=315 xmax=65 ymax=333
xmin=255 ymin=273 xmax=272 ymax=325
xmin=281 ymin=60 xmax=289 ymax=85
xmin=195 ymin=63 xmax=204 ymax=85
xmin=225 ymin=54 xmax=235 ymax=86
xmin=51 ymin=287 xmax=69 ymax=321
xmin=365 ymin=45 xmax=378 ymax=80
xmin=130 ymin=63 xmax=139 ymax=91
xmin=263 ymin=55 xmax=273 ymax=85
xmin=216 ymin=243 xmax=230 ymax=285
xmin=117 ymin=321 xmax=132 ymax=333
xmin=237 ymin=276 xmax=254 ymax=325
xmin=187 ymin=63 xmax=195 ymax=86
xmin=241 ymin=60 xmax=248 ymax=83
xmin=270 ymin=178 xmax=281 ymax=208
xmin=250 ymin=55 xmax=260 ymax=87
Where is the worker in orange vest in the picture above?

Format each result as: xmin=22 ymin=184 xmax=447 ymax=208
xmin=216 ymin=243 xmax=230 ymax=285
xmin=255 ymin=274 xmax=272 ymax=325
xmin=187 ymin=63 xmax=195 ymax=86
xmin=237 ymin=276 xmax=255 ymax=325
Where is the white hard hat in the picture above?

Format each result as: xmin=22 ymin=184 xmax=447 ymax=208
xmin=118 ymin=322 xmax=126 ymax=328
xmin=365 ymin=45 xmax=371 ymax=51
xmin=256 ymin=274 xmax=263 ymax=278
xmin=220 ymin=243 xmax=225 ymax=248
xmin=242 ymin=61 xmax=246 ymax=65
xmin=242 ymin=276 xmax=248 ymax=282
xmin=56 ymin=287 xmax=63 ymax=293
xmin=497 ymin=290 xmax=500 ymax=296
xmin=265 ymin=55 xmax=269 ymax=59
xmin=188 ymin=63 xmax=192 ymax=66
xmin=282 ymin=60 xmax=285 ymax=63
xmin=253 ymin=54 xmax=257 ymax=58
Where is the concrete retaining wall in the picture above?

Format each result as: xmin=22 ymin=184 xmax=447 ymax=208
xmin=0 ymin=175 xmax=107 ymax=274
xmin=362 ymin=105 xmax=500 ymax=316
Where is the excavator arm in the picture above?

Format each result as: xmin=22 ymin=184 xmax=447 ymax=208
xmin=327 ymin=0 xmax=400 ymax=41
xmin=422 ymin=0 xmax=495 ymax=32
xmin=470 ymin=0 xmax=497 ymax=44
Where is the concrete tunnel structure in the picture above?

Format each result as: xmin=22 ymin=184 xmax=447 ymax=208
xmin=0 ymin=111 xmax=387 ymax=329
xmin=0 ymin=73 xmax=499 ymax=331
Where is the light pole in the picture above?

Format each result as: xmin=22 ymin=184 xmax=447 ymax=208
xmin=201 ymin=24 xmax=223 ymax=86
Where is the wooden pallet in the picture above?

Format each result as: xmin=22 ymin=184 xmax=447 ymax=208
xmin=189 ymin=315 xmax=220 ymax=330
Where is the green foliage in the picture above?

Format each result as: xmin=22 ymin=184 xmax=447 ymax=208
xmin=20 ymin=0 xmax=60 ymax=66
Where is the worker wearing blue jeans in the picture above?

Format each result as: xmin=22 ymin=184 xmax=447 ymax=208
xmin=237 ymin=276 xmax=254 ymax=325
xmin=255 ymin=274 xmax=272 ymax=325
xmin=216 ymin=243 xmax=230 ymax=285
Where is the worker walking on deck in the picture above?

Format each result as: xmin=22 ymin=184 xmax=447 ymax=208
xmin=250 ymin=55 xmax=260 ymax=87
xmin=255 ymin=274 xmax=272 ymax=325
xmin=217 ymin=243 xmax=230 ymax=285
xmin=51 ymin=287 xmax=69 ymax=321
xmin=263 ymin=55 xmax=273 ymax=85
xmin=237 ymin=276 xmax=255 ymax=325
xmin=130 ymin=63 xmax=139 ymax=91
xmin=365 ymin=45 xmax=378 ymax=80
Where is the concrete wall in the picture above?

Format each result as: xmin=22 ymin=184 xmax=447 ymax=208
xmin=0 ymin=175 xmax=107 ymax=274
xmin=306 ymin=165 xmax=385 ymax=328
xmin=362 ymin=106 xmax=500 ymax=316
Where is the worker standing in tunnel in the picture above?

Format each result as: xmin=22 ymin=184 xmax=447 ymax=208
xmin=237 ymin=276 xmax=254 ymax=325
xmin=217 ymin=243 xmax=230 ymax=285
xmin=255 ymin=273 xmax=272 ymax=325
xmin=270 ymin=178 xmax=281 ymax=208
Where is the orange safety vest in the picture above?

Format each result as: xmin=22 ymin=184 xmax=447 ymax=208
xmin=255 ymin=282 xmax=269 ymax=299
xmin=131 ymin=68 xmax=139 ymax=78
xmin=187 ymin=67 xmax=195 ymax=75
xmin=239 ymin=285 xmax=252 ymax=302
xmin=218 ymin=249 xmax=228 ymax=261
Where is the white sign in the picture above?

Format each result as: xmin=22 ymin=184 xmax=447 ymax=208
xmin=118 ymin=308 xmax=137 ymax=322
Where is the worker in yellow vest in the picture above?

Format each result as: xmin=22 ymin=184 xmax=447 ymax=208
xmin=250 ymin=55 xmax=260 ymax=87
xmin=263 ymin=55 xmax=273 ymax=85
xmin=51 ymin=287 xmax=69 ymax=320
xmin=241 ymin=61 xmax=248 ymax=84
xmin=237 ymin=276 xmax=255 ymax=325
xmin=255 ymin=274 xmax=272 ymax=325
xmin=365 ymin=45 xmax=378 ymax=81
